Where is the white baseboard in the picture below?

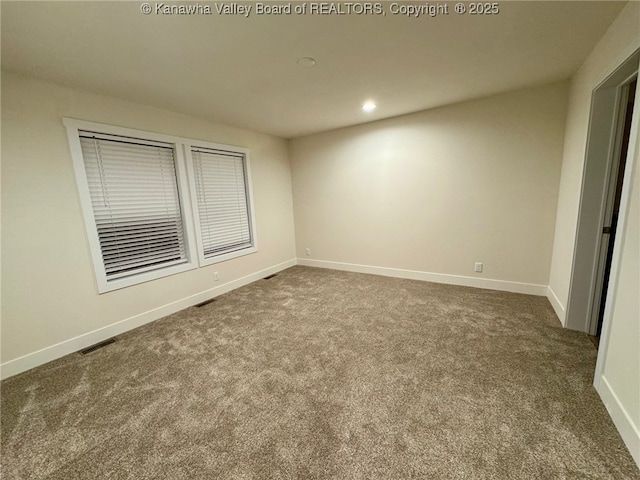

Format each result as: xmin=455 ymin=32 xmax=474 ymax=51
xmin=597 ymin=375 xmax=640 ymax=469
xmin=546 ymin=286 xmax=566 ymax=325
xmin=0 ymin=259 xmax=297 ymax=380
xmin=297 ymin=258 xmax=548 ymax=296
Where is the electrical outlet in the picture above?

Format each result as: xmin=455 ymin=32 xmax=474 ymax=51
xmin=305 ymin=248 xmax=311 ymax=257
xmin=474 ymin=262 xmax=483 ymax=273
xmin=213 ymin=271 xmax=219 ymax=281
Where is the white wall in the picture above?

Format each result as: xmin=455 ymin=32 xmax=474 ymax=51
xmin=1 ymin=72 xmax=296 ymax=375
xmin=290 ymin=82 xmax=568 ymax=292
xmin=546 ymin=1 xmax=640 ymax=467
xmin=598 ymin=119 xmax=640 ymax=465
xmin=548 ymin=1 xmax=640 ymax=323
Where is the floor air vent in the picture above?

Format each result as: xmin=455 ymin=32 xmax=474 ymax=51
xmin=263 ymin=274 xmax=278 ymax=280
xmin=80 ymin=338 xmax=117 ymax=355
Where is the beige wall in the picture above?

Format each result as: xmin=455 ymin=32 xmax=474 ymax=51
xmin=548 ymin=1 xmax=640 ymax=318
xmin=290 ymin=82 xmax=568 ymax=287
xmin=1 ymin=9 xmax=638 ymax=466
xmin=1 ymin=72 xmax=296 ymax=365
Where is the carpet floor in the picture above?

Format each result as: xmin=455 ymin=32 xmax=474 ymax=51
xmin=2 ymin=266 xmax=639 ymax=479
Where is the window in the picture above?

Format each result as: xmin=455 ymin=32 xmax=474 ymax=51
xmin=188 ymin=146 xmax=256 ymax=266
xmin=79 ymin=133 xmax=187 ymax=279
xmin=64 ymin=119 xmax=257 ymax=293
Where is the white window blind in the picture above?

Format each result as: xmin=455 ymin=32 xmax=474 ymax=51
xmin=79 ymin=131 xmax=188 ymax=279
xmin=191 ymin=147 xmax=253 ymax=259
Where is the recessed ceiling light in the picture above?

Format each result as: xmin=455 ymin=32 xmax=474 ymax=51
xmin=297 ymin=57 xmax=316 ymax=67
xmin=362 ymin=101 xmax=377 ymax=112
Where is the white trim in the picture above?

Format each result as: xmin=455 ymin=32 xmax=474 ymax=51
xmin=595 ymin=69 xmax=640 ymax=387
xmin=546 ymin=286 xmax=566 ymax=325
xmin=183 ymin=141 xmax=258 ymax=267
xmin=174 ymin=139 xmax=200 ymax=270
xmin=64 ymin=118 xmax=201 ymax=293
xmin=566 ymin=50 xmax=640 ymax=332
xmin=592 ymin=63 xmax=640 ymax=471
xmin=596 ymin=375 xmax=640 ymax=468
xmin=0 ymin=259 xmax=296 ymax=380
xmin=65 ymin=121 xmax=107 ymax=293
xmin=297 ymin=258 xmax=548 ymax=296
xmin=566 ymin=86 xmax=621 ymax=331
xmin=588 ymin=83 xmax=631 ymax=335
xmin=63 ymin=117 xmax=260 ymax=293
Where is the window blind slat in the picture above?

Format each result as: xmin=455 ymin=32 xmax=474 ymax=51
xmin=105 ymin=258 xmax=186 ymax=280
xmin=98 ymin=225 xmax=185 ymax=239
xmin=100 ymin=236 xmax=185 ymax=252
xmin=192 ymin=148 xmax=253 ymax=259
xmin=80 ymin=134 xmax=187 ymax=279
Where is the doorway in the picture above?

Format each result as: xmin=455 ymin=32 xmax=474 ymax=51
xmin=565 ymin=50 xmax=639 ymax=334
xmin=589 ymin=78 xmax=637 ymax=345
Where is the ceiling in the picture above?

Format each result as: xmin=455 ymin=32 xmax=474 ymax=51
xmin=1 ymin=1 xmax=626 ymax=139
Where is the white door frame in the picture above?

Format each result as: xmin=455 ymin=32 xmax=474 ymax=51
xmin=593 ymin=73 xmax=640 ymax=388
xmin=587 ymin=78 xmax=636 ymax=336
xmin=564 ymin=50 xmax=639 ymax=334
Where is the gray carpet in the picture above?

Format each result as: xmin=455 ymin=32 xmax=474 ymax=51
xmin=2 ymin=266 xmax=639 ymax=479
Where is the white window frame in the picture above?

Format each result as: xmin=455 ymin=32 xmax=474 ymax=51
xmin=65 ymin=118 xmax=259 ymax=293
xmin=183 ymin=140 xmax=258 ymax=266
